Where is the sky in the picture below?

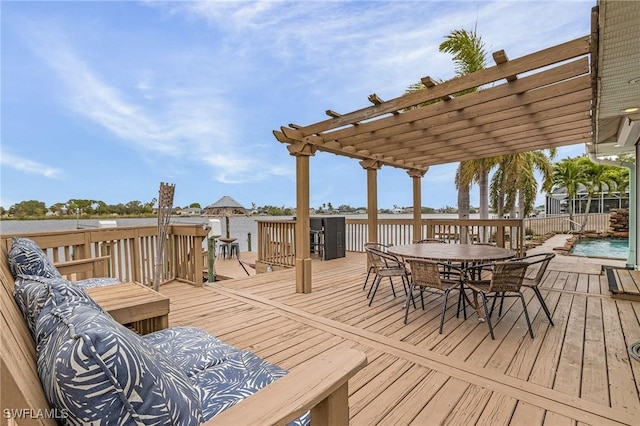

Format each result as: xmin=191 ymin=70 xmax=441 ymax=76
xmin=1 ymin=0 xmax=593 ymax=211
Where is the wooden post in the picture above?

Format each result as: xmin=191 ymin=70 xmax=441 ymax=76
xmin=361 ymin=160 xmax=382 ymax=246
xmin=288 ymin=142 xmax=316 ymax=293
xmin=408 ymin=169 xmax=427 ymax=242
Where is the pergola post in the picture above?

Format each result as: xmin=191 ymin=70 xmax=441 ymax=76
xmin=408 ymin=169 xmax=427 ymax=242
xmin=288 ymin=142 xmax=316 ymax=293
xmin=361 ymin=160 xmax=382 ymax=245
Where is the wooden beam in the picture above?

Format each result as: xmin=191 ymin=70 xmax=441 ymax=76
xmin=421 ymin=76 xmax=452 ymax=101
xmin=326 ymin=110 xmax=342 ymax=118
xmin=337 ymin=75 xmax=591 ymax=150
xmin=493 ymin=50 xmax=518 ymax=81
xmin=360 ymin=88 xmax=592 ymax=154
xmin=297 ymin=36 xmax=590 ymax=136
xmin=312 ymin=58 xmax=589 ymax=145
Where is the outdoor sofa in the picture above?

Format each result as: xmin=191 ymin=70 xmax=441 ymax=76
xmin=2 ymin=237 xmax=366 ymax=425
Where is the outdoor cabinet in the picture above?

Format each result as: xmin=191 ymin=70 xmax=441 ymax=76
xmin=310 ymin=216 xmax=345 ymax=260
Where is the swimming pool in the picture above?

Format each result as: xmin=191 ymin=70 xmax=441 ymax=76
xmin=569 ymin=238 xmax=629 ymax=259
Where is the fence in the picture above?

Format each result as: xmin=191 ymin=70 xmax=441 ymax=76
xmin=522 ymin=213 xmax=610 ymax=236
xmin=1 ymin=224 xmax=209 ymax=286
xmin=344 ymin=218 xmax=525 ymax=254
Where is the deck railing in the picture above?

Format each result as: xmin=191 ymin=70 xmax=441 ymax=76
xmin=256 ymin=219 xmax=297 ymax=269
xmin=523 ymin=213 xmax=610 ymax=236
xmin=255 ymin=218 xmax=525 ymax=263
xmin=345 ymin=218 xmax=525 ymax=255
xmin=1 ymin=224 xmax=209 ymax=286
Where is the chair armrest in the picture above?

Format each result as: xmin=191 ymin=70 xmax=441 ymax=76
xmin=55 ymin=255 xmax=110 ymax=279
xmin=204 ymin=347 xmax=367 ymax=426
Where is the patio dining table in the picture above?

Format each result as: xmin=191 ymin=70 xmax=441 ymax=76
xmin=388 ymin=243 xmax=516 ymax=263
xmin=387 ymin=243 xmax=517 ymax=319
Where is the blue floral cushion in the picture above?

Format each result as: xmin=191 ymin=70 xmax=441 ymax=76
xmin=144 ymin=326 xmax=237 ymax=377
xmin=192 ymin=349 xmax=310 ymax=425
xmin=36 ymin=303 xmax=203 ymax=425
xmin=8 ymin=237 xmax=61 ymax=279
xmin=13 ymin=274 xmax=102 ymax=341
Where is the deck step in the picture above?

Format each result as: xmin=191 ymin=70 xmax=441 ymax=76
xmin=604 ymin=266 xmax=640 ymax=301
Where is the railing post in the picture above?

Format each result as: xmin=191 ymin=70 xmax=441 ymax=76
xmin=207 ymin=237 xmax=216 ymax=283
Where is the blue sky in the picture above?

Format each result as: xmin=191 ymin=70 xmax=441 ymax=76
xmin=1 ymin=0 xmax=592 ymax=211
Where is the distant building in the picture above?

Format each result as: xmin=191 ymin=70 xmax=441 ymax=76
xmin=546 ymin=183 xmax=629 ymax=215
xmin=178 ymin=208 xmax=204 ymax=216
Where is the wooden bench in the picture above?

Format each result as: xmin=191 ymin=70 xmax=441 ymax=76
xmin=1 ymin=245 xmax=367 ymax=425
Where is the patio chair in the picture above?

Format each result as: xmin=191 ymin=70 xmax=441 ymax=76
xmin=365 ymin=247 xmax=410 ymax=307
xmin=415 ymin=238 xmax=447 ymax=244
xmin=404 ymin=258 xmax=466 ymax=333
xmin=509 ymin=252 xmax=556 ymax=326
xmin=363 ymin=242 xmax=390 ymax=291
xmin=464 ymin=261 xmax=533 ymax=340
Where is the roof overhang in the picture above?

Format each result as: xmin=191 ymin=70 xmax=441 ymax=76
xmin=589 ymin=0 xmax=640 ymax=159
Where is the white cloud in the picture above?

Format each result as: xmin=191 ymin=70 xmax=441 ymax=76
xmin=0 ymin=151 xmax=63 ymax=179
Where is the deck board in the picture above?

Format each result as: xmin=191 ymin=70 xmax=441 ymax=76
xmin=160 ymin=251 xmax=640 ymax=425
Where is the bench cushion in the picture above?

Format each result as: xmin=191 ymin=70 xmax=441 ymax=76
xmin=143 ymin=326 xmax=237 ymax=377
xmin=13 ymin=274 xmax=103 ymax=340
xmin=191 ymin=349 xmax=309 ymax=425
xmin=36 ymin=303 xmax=203 ymax=425
xmin=8 ymin=237 xmax=61 ymax=279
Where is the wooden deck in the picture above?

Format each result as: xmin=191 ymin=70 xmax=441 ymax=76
xmin=161 ymin=252 xmax=640 ymax=425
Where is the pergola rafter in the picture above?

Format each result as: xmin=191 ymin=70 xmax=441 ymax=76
xmin=273 ymin=35 xmax=592 ymax=172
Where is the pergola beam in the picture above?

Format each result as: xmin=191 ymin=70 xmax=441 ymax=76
xmin=309 ymin=57 xmax=589 ymax=149
xmin=298 ymin=36 xmax=589 ymax=136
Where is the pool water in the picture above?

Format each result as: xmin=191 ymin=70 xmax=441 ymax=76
xmin=569 ymin=238 xmax=629 ymax=259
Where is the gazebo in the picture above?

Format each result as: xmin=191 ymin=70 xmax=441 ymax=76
xmin=273 ymin=1 xmax=640 ymax=293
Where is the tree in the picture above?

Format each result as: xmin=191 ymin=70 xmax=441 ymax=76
xmin=575 ymin=156 xmax=618 ymax=227
xmin=10 ymin=200 xmax=47 ymax=218
xmin=189 ymin=202 xmax=202 ymax=209
xmin=491 ymin=149 xmax=556 ymax=218
xmin=552 ymin=158 xmax=587 ymax=229
xmin=439 ymin=28 xmax=488 ymax=220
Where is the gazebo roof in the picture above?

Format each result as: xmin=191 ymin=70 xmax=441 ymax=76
xmin=207 ymin=195 xmax=246 ymax=210
xmin=274 ymin=2 xmax=639 ymax=169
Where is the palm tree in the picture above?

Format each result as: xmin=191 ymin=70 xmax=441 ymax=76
xmin=552 ymin=158 xmax=587 ymax=230
xmin=575 ymin=156 xmax=618 ymax=228
xmin=491 ymin=149 xmax=556 ymax=218
xmin=439 ymin=28 xmax=488 ymax=220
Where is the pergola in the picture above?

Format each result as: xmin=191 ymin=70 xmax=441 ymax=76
xmin=273 ymin=2 xmax=639 ymax=293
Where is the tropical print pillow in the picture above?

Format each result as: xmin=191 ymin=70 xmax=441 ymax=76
xmin=36 ymin=303 xmax=203 ymax=425
xmin=8 ymin=237 xmax=61 ymax=279
xmin=13 ymin=274 xmax=102 ymax=340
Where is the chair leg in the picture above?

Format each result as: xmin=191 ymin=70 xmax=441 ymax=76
xmin=404 ymin=283 xmax=416 ymax=324
xmin=519 ymin=293 xmax=534 ymax=338
xmin=366 ymin=275 xmax=375 ymax=299
xmin=363 ymin=266 xmax=374 ymax=291
xmin=439 ymin=289 xmax=450 ymax=334
xmin=480 ymin=293 xmax=495 ymax=340
xmin=369 ymin=276 xmax=382 ymax=306
xmin=533 ymin=287 xmax=554 ymax=326
xmin=389 ymin=277 xmax=396 ymax=298
xmin=498 ymin=292 xmax=505 ymax=317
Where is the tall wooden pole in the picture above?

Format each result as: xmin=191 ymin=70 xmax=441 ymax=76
xmin=408 ymin=169 xmax=427 ymax=242
xmin=288 ymin=142 xmax=316 ymax=293
xmin=361 ymin=160 xmax=382 ymax=245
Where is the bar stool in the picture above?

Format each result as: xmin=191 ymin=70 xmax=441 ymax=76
xmin=229 ymin=242 xmax=240 ymax=259
xmin=218 ymin=243 xmax=229 ymax=259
